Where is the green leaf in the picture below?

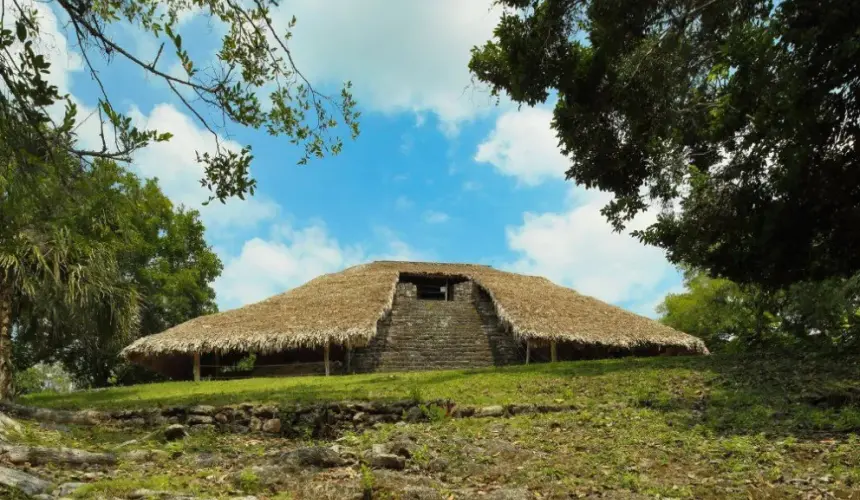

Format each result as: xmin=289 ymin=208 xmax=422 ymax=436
xmin=15 ymin=20 xmax=26 ymax=42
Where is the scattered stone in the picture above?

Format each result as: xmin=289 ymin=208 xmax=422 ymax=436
xmin=161 ymin=406 xmax=186 ymax=417
xmin=452 ymin=407 xmax=475 ymax=418
xmin=146 ymin=414 xmax=168 ymax=426
xmin=125 ymin=417 xmax=147 ymax=427
xmin=189 ymin=424 xmax=217 ymax=434
xmin=262 ymin=418 xmax=281 ymax=434
xmin=426 ymin=457 xmax=449 ymax=472
xmin=284 ymin=446 xmax=346 ymax=468
xmin=329 ymin=445 xmax=358 ymax=462
xmin=506 ymin=404 xmax=535 ymax=415
xmin=214 ymin=413 xmax=229 ymax=424
xmin=369 ymin=452 xmax=406 ymax=470
xmin=164 ymin=424 xmax=188 ymax=441
xmin=249 ymin=417 xmax=262 ymax=432
xmin=475 ymin=405 xmax=505 ymax=418
xmin=352 ymin=411 xmax=366 ymax=422
xmin=536 ymin=404 xmax=564 ymax=414
xmin=187 ymin=415 xmax=214 ymax=426
xmin=55 ymin=482 xmax=87 ymax=497
xmin=404 ymin=406 xmax=426 ymax=422
xmin=0 ymin=466 xmax=52 ymax=495
xmin=388 ymin=438 xmax=416 ymax=458
xmin=189 ymin=405 xmax=216 ymax=416
xmin=0 ymin=444 xmax=116 ymax=465
xmin=0 ymin=412 xmax=22 ymax=436
xmin=121 ymin=449 xmax=169 ymax=462
xmin=252 ymin=406 xmax=277 ymax=419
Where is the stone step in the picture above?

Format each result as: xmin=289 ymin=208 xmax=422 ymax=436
xmin=351 ymin=291 xmax=523 ymax=373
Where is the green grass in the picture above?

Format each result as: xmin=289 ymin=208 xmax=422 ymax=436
xmin=12 ymin=353 xmax=860 ymax=498
xmin=23 ymin=353 xmax=860 ymax=435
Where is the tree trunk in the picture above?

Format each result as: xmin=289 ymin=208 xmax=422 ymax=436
xmin=0 ymin=288 xmax=13 ymax=400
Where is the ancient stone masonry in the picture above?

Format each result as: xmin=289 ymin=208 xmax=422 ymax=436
xmin=352 ymin=279 xmax=523 ymax=372
xmin=1 ymin=400 xmax=578 ymax=439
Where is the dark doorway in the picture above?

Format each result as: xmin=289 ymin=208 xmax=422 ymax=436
xmin=399 ymin=273 xmax=468 ymax=301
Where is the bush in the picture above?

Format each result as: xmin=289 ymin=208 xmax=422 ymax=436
xmin=14 ymin=363 xmax=75 ymax=395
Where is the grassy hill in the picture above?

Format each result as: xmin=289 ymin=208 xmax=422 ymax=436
xmin=7 ymin=354 xmax=860 ymax=499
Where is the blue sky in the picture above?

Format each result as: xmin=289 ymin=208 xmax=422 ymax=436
xmin=26 ymin=0 xmax=683 ymax=317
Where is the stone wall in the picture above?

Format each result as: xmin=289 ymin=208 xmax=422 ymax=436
xmin=395 ymin=282 xmax=417 ymax=300
xmin=451 ymin=280 xmax=474 ymax=302
xmin=0 ymin=399 xmax=577 ymax=440
xmin=351 ymin=279 xmax=522 ymax=372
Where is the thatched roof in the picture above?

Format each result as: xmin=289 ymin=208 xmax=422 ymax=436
xmin=122 ymin=261 xmax=707 ymax=363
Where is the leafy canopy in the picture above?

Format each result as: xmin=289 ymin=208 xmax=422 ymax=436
xmin=0 ymin=0 xmax=360 ymax=203
xmin=470 ymin=0 xmax=860 ymax=287
xmin=658 ymin=268 xmax=860 ymax=352
xmin=11 ymin=160 xmax=222 ymax=387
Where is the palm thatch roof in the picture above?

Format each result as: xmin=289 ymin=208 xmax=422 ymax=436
xmin=122 ymin=261 xmax=707 ymax=364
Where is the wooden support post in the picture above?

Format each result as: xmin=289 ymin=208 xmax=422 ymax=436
xmin=324 ymin=342 xmax=330 ymax=377
xmin=525 ymin=340 xmax=531 ymax=365
xmin=345 ymin=340 xmax=352 ymax=374
xmin=193 ymin=352 xmax=201 ymax=382
xmin=550 ymin=341 xmax=558 ymax=363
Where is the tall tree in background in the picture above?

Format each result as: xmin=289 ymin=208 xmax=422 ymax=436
xmin=658 ymin=268 xmax=860 ymax=352
xmin=0 ymin=129 xmax=139 ymax=398
xmin=1 ymin=0 xmax=359 ymax=203
xmin=12 ymin=161 xmax=222 ymax=388
xmin=470 ymin=0 xmax=860 ymax=287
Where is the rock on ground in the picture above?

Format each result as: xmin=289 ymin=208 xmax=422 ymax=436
xmin=283 ymin=446 xmax=346 ymax=468
xmin=0 ymin=466 xmax=52 ymax=495
xmin=370 ymin=452 xmax=406 ymax=470
xmin=261 ymin=418 xmax=281 ymax=434
xmin=474 ymin=405 xmax=506 ymax=418
xmin=55 ymin=482 xmax=87 ymax=497
xmin=164 ymin=424 xmax=188 ymax=441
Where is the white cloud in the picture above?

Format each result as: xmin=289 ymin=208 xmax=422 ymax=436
xmin=121 ymin=103 xmax=280 ymax=230
xmin=214 ymin=223 xmax=425 ymax=309
xmin=475 ymin=107 xmax=568 ymax=186
xmin=505 ymin=187 xmax=677 ymax=308
xmin=423 ymin=210 xmax=450 ymax=224
xmin=462 ymin=181 xmax=481 ymax=191
xmin=277 ymin=0 xmax=507 ymax=134
xmin=395 ymin=196 xmax=414 ymax=210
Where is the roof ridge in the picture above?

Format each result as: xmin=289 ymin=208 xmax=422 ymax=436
xmin=370 ymin=260 xmax=493 ymax=267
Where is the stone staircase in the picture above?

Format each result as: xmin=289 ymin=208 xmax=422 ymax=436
xmin=352 ymin=294 xmax=521 ymax=373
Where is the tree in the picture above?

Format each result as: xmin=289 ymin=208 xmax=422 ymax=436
xmin=658 ymin=268 xmax=860 ymax=352
xmin=0 ymin=130 xmax=139 ymax=398
xmin=1 ymin=0 xmax=359 ymax=203
xmin=12 ymin=161 xmax=222 ymax=387
xmin=657 ymin=268 xmax=780 ymax=351
xmin=470 ymin=0 xmax=860 ymax=287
